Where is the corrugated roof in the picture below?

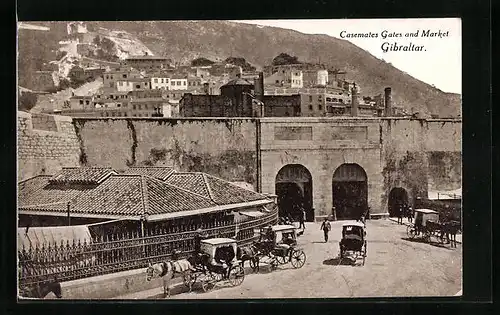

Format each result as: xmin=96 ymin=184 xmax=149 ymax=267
xmin=122 ymin=167 xmax=175 ymax=181
xmin=18 ymin=225 xmax=92 ymax=250
xmin=49 ymin=167 xmax=117 ymax=185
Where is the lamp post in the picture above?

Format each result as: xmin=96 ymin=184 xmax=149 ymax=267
xmin=67 ymin=201 xmax=71 ymax=226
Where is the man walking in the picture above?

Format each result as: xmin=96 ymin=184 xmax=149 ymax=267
xmin=299 ymin=206 xmax=306 ymax=230
xmin=320 ymin=218 xmax=331 ymax=242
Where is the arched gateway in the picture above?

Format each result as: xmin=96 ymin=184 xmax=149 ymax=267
xmin=388 ymin=187 xmax=409 ymax=217
xmin=332 ymin=163 xmax=368 ymax=220
xmin=275 ymin=164 xmax=313 ymax=222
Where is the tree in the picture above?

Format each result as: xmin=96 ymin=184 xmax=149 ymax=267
xmin=191 ymin=57 xmax=215 ymax=67
xmin=271 ymin=53 xmax=301 ymax=66
xmin=18 ymin=92 xmax=38 ymax=112
xmin=225 ymin=57 xmax=256 ymax=71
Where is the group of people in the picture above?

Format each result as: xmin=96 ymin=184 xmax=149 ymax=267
xmin=396 ymin=203 xmax=413 ymax=224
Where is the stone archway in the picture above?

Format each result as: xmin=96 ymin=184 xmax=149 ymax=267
xmin=275 ymin=164 xmax=314 ymax=222
xmin=388 ymin=187 xmax=409 ymax=217
xmin=332 ymin=163 xmax=368 ymax=220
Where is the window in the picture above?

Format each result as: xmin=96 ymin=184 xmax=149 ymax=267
xmin=123 ymin=74 xmax=127 ymax=78
xmin=318 ymin=105 xmax=323 ymax=110
xmin=138 ymin=105 xmax=141 ymax=110
xmin=309 ymin=95 xmax=313 ymax=102
xmin=111 ymin=75 xmax=114 ymax=79
xmin=133 ymin=105 xmax=136 ymax=110
xmin=154 ymin=78 xmax=158 ymax=83
xmin=85 ymin=100 xmax=90 ymax=105
xmin=339 ymin=99 xmax=344 ymax=104
xmin=188 ymin=82 xmax=191 ymax=86
xmin=79 ymin=100 xmax=84 ymax=105
xmin=275 ymin=80 xmax=279 ymax=84
xmin=326 ymin=97 xmax=331 ymax=102
xmin=136 ymin=85 xmax=140 ymax=89
xmin=117 ymin=104 xmax=121 ymax=107
xmin=308 ymin=105 xmax=313 ymax=111
xmin=161 ymin=79 xmax=164 ymax=83
xmin=176 ymin=81 xmax=181 ymax=86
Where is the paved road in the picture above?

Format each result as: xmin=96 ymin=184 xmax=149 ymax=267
xmin=117 ymin=219 xmax=462 ymax=299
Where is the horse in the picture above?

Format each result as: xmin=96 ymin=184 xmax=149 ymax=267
xmin=236 ymin=245 xmax=260 ymax=272
xmin=146 ymin=259 xmax=195 ymax=297
xmin=19 ymin=280 xmax=62 ymax=299
xmin=441 ymin=221 xmax=461 ymax=248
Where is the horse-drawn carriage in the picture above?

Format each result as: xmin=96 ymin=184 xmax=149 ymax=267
xmin=339 ymin=221 xmax=367 ymax=266
xmin=183 ymin=237 xmax=245 ymax=292
xmin=406 ymin=209 xmax=460 ymax=247
xmin=249 ymin=224 xmax=306 ymax=271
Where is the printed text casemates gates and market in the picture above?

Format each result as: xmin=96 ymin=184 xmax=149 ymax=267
xmin=339 ymin=29 xmax=450 ymax=53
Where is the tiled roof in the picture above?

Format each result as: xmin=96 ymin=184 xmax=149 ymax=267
xmin=18 ymin=168 xmax=272 ymax=220
xmin=122 ymin=167 xmax=175 ymax=181
xmin=204 ymin=174 xmax=266 ymax=204
xmin=146 ymin=178 xmax=216 ymax=215
xmin=49 ymin=167 xmax=117 ymax=185
xmin=18 ymin=176 xmax=90 ymax=211
xmin=165 ymin=173 xmax=211 ymax=199
xmin=67 ymin=175 xmax=145 ymax=216
xmin=165 ymin=171 xmax=268 ymax=205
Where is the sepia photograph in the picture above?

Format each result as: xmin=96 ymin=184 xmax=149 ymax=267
xmin=17 ymin=18 xmax=462 ymax=300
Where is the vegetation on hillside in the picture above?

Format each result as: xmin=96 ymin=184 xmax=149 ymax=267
xmin=225 ymin=57 xmax=256 ymax=71
xmin=191 ymin=57 xmax=215 ymax=67
xmin=271 ymin=53 xmax=301 ymax=66
xmin=93 ymin=36 xmax=119 ymax=62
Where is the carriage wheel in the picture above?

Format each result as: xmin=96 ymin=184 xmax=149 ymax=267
xmin=290 ymin=249 xmax=306 ymax=269
xmin=424 ymin=231 xmax=431 ymax=242
xmin=269 ymin=257 xmax=278 ymax=271
xmin=276 ymin=254 xmax=289 ymax=265
xmin=200 ymin=273 xmax=216 ymax=292
xmin=228 ymin=265 xmax=245 ymax=287
xmin=407 ymin=226 xmax=416 ymax=239
xmin=183 ymin=270 xmax=196 ymax=291
xmin=249 ymin=257 xmax=259 ymax=272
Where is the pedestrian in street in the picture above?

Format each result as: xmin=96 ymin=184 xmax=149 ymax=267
xmin=299 ymin=207 xmax=306 ymax=230
xmin=397 ymin=203 xmax=403 ymax=225
xmin=407 ymin=206 xmax=413 ymax=223
xmin=320 ymin=218 xmax=331 ymax=242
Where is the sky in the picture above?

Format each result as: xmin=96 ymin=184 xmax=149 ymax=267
xmin=233 ymin=19 xmax=461 ymax=94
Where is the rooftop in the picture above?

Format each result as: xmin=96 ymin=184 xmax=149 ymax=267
xmin=19 ymin=167 xmax=272 ymax=221
xmin=221 ymin=78 xmax=254 ymax=87
xmin=127 ymin=55 xmax=171 ymax=60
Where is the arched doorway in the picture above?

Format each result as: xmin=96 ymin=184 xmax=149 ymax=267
xmin=388 ymin=187 xmax=409 ymax=217
xmin=275 ymin=164 xmax=313 ymax=221
xmin=332 ymin=163 xmax=368 ymax=220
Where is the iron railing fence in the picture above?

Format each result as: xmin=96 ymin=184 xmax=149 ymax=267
xmin=18 ymin=210 xmax=278 ymax=287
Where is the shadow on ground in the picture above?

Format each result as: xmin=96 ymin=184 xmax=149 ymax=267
xmin=322 ymin=257 xmax=357 ymax=266
xmin=401 ymin=237 xmax=456 ymax=250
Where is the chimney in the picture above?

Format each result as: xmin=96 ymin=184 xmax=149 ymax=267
xmin=255 ymin=72 xmax=264 ymax=101
xmin=351 ymin=83 xmax=359 ymax=116
xmin=384 ymin=87 xmax=392 ymax=116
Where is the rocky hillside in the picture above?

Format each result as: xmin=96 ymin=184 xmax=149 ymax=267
xmin=18 ymin=21 xmax=461 ymax=117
